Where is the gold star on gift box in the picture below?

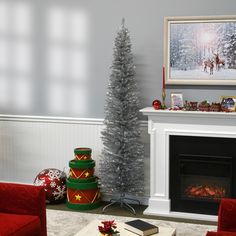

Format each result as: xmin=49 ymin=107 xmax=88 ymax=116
xmin=75 ymin=194 xmax=82 ymax=201
xmin=85 ymin=172 xmax=90 ymax=177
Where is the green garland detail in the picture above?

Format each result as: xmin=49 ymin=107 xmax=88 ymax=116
xmin=69 ymin=159 xmax=95 ymax=169
xmin=74 ymin=148 xmax=92 ymax=155
xmin=67 ymin=176 xmax=96 ymax=183
xmin=67 ymin=200 xmax=101 ymax=210
xmin=66 ymin=179 xmax=98 ymax=190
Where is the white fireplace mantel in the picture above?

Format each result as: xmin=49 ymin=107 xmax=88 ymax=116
xmin=140 ymin=107 xmax=236 ymax=221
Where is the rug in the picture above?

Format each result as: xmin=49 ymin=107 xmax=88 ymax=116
xmin=46 ymin=209 xmax=217 ymax=236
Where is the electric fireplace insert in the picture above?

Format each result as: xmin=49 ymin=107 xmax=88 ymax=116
xmin=170 ymin=135 xmax=236 ymax=215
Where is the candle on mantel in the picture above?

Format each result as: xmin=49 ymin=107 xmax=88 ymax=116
xmin=162 ymin=66 xmax=166 ymax=109
xmin=162 ymin=66 xmax=165 ymax=90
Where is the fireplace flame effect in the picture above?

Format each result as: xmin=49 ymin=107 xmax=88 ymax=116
xmin=185 ymin=185 xmax=226 ymax=200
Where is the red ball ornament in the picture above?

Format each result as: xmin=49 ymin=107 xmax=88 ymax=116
xmin=34 ymin=168 xmax=67 ymax=204
xmin=152 ymin=99 xmax=162 ymax=110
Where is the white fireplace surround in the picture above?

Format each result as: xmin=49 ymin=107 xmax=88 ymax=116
xmin=141 ymin=107 xmax=236 ymax=221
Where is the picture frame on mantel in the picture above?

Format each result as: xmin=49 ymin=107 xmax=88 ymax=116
xmin=220 ymin=96 xmax=236 ymax=112
xmin=164 ymin=15 xmax=236 ymax=85
xmin=170 ymin=93 xmax=183 ymax=108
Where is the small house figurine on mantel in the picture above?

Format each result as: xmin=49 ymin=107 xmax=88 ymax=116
xmin=210 ymin=102 xmax=221 ymax=112
xmin=184 ymin=101 xmax=198 ymax=111
xmin=198 ymin=100 xmax=210 ymax=112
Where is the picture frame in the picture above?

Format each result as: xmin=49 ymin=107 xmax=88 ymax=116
xmin=171 ymin=93 xmax=184 ymax=108
xmin=220 ymin=96 xmax=236 ymax=112
xmin=164 ymin=15 xmax=236 ymax=85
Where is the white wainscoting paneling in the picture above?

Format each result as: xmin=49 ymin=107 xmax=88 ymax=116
xmin=0 ymin=115 xmax=149 ymax=203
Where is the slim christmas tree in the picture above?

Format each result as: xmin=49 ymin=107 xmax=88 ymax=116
xmin=100 ymin=19 xmax=144 ymax=214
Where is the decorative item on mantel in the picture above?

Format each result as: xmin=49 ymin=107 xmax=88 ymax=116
xmin=151 ymin=66 xmax=167 ymax=110
xmin=210 ymin=102 xmax=221 ymax=112
xmin=170 ymin=93 xmax=183 ymax=109
xmin=184 ymin=101 xmax=198 ymax=111
xmin=220 ymin=96 xmax=236 ymax=112
xmin=152 ymin=99 xmax=162 ymax=110
xmin=161 ymin=66 xmax=167 ymax=109
xmin=198 ymin=100 xmax=211 ymax=112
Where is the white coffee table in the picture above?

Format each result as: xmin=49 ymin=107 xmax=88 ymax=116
xmin=75 ymin=219 xmax=176 ymax=236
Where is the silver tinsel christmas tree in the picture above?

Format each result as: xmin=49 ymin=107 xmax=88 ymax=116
xmin=100 ymin=19 xmax=144 ymax=213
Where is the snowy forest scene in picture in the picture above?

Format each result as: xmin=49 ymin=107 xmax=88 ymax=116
xmin=165 ymin=16 xmax=236 ymax=85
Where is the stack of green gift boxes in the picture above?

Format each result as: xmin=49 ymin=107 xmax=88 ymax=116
xmin=66 ymin=147 xmax=101 ymax=210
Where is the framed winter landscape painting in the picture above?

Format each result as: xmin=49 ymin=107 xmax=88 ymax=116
xmin=164 ymin=16 xmax=236 ymax=85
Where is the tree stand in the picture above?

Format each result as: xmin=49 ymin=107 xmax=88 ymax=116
xmin=102 ymin=193 xmax=140 ymax=215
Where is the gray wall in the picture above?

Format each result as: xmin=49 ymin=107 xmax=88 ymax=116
xmin=1 ymin=0 xmax=236 ymax=118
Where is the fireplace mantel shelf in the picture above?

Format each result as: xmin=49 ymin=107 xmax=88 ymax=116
xmin=141 ymin=107 xmax=236 ymax=119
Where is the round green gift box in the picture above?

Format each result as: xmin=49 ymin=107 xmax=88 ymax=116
xmin=68 ymin=159 xmax=95 ymax=182
xmin=66 ymin=179 xmax=101 ymax=210
xmin=74 ymin=148 xmax=92 ymax=161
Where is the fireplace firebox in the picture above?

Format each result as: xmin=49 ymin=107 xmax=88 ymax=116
xmin=170 ymin=135 xmax=235 ymax=215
